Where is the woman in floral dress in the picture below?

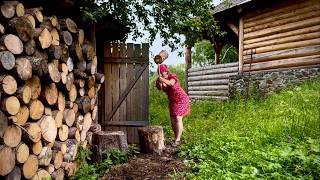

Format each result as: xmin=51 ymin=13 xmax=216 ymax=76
xmin=156 ymin=64 xmax=190 ymax=146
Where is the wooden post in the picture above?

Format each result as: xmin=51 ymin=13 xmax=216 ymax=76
xmin=185 ymin=44 xmax=192 ymax=94
xmin=239 ymin=17 xmax=244 ymax=73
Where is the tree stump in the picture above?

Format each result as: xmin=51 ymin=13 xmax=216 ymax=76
xmin=138 ymin=126 xmax=165 ymax=155
xmin=91 ymin=131 xmax=128 ymax=162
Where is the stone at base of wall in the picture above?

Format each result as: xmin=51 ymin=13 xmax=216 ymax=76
xmin=229 ymin=67 xmax=320 ymax=98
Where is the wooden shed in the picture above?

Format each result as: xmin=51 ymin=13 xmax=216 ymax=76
xmin=212 ymin=0 xmax=320 ymax=73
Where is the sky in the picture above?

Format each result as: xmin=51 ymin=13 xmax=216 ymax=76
xmin=126 ymin=0 xmax=222 ymax=71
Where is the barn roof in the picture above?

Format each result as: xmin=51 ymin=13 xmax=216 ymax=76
xmin=212 ymin=0 xmax=253 ymax=14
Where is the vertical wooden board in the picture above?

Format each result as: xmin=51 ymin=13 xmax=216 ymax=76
xmin=119 ymin=67 xmax=127 ymax=133
xmin=126 ymin=43 xmax=134 ymax=143
xmin=142 ymin=43 xmax=149 ymax=58
xmin=143 ymin=65 xmax=149 ymax=121
xmin=104 ymin=43 xmax=111 ymax=58
xmin=239 ymin=17 xmax=244 ymax=73
xmin=104 ymin=63 xmax=112 ymax=130
xmin=111 ymin=63 xmax=120 ymax=131
xmin=137 ymin=64 xmax=144 ymax=121
xmin=134 ymin=44 xmax=141 ymax=58
xmin=112 ymin=43 xmax=119 ymax=57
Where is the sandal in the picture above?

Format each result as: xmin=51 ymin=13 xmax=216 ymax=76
xmin=172 ymin=140 xmax=181 ymax=147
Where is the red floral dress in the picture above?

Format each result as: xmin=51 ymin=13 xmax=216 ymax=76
xmin=156 ymin=73 xmax=190 ymax=117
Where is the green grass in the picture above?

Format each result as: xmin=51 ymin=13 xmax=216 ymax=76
xmin=149 ymin=66 xmax=320 ymax=179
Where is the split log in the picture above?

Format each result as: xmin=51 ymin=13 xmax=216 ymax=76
xmin=59 ymin=63 xmax=68 ymax=74
xmin=0 ymin=23 xmax=4 ymax=34
xmin=59 ymin=18 xmax=77 ymax=33
xmin=23 ymin=123 xmax=41 ymax=143
xmin=43 ymin=83 xmax=58 ymax=105
xmin=53 ymin=141 xmax=67 ymax=155
xmin=0 ymin=34 xmax=23 ymax=54
xmin=76 ymin=96 xmax=91 ymax=114
xmin=86 ymin=62 xmax=97 ymax=75
xmin=82 ymin=42 xmax=95 ymax=61
xmin=68 ymin=127 xmax=80 ymax=141
xmin=32 ymin=169 xmax=50 ymax=180
xmin=87 ymin=76 xmax=96 ymax=89
xmin=53 ymin=151 xmax=63 ymax=169
xmin=60 ymin=31 xmax=73 ymax=46
xmin=92 ymin=131 xmax=128 ymax=162
xmin=45 ymin=15 xmax=58 ymax=27
xmin=3 ymin=125 xmax=22 ymax=147
xmin=88 ymin=87 xmax=96 ymax=99
xmin=47 ymin=62 xmax=61 ymax=83
xmin=0 ymin=110 xmax=8 ymax=138
xmin=71 ymin=42 xmax=84 ymax=61
xmin=0 ymin=51 xmax=15 ymax=70
xmin=38 ymin=146 xmax=52 ymax=166
xmin=78 ymin=88 xmax=85 ymax=97
xmin=48 ymin=45 xmax=62 ymax=59
xmin=46 ymin=164 xmax=55 ymax=175
xmin=51 ymin=28 xmax=60 ymax=46
xmin=56 ymin=91 xmax=65 ymax=111
xmin=38 ymin=116 xmax=57 ymax=143
xmin=4 ymin=166 xmax=21 ymax=180
xmin=24 ymin=39 xmax=36 ymax=55
xmin=77 ymin=60 xmax=87 ymax=72
xmin=1 ymin=96 xmax=20 ymax=115
xmin=138 ymin=126 xmax=165 ymax=154
xmin=63 ymin=109 xmax=75 ymax=127
xmin=74 ymin=79 xmax=85 ymax=88
xmin=44 ymin=107 xmax=52 ymax=115
xmin=26 ymin=76 xmax=41 ymax=100
xmin=95 ymin=73 xmax=105 ymax=84
xmin=40 ymin=19 xmax=53 ymax=32
xmin=0 ymin=75 xmax=17 ymax=95
xmin=25 ymin=14 xmax=36 ymax=28
xmin=67 ymin=57 xmax=74 ymax=72
xmin=14 ymin=57 xmax=32 ymax=80
xmin=72 ymin=103 xmax=78 ymax=114
xmin=0 ymin=146 xmax=15 ymax=176
xmin=32 ymin=140 xmax=42 ymax=155
xmin=89 ymin=123 xmax=101 ymax=133
xmin=61 ymin=72 xmax=67 ymax=84
xmin=69 ymin=84 xmax=77 ymax=102
xmin=16 ymin=143 xmax=29 ymax=163
xmin=25 ymin=7 xmax=43 ymax=22
xmin=7 ymin=16 xmax=34 ymax=42
xmin=13 ymin=105 xmax=29 ymax=125
xmin=92 ymin=105 xmax=98 ymax=121
xmin=60 ymin=44 xmax=69 ymax=63
xmin=52 ymin=110 xmax=63 ymax=128
xmin=29 ymin=100 xmax=44 ymax=120
xmin=39 ymin=28 xmax=52 ymax=49
xmin=22 ymin=154 xmax=38 ymax=179
xmin=66 ymin=72 xmax=74 ymax=91
xmin=58 ymin=125 xmax=69 ymax=141
xmin=1 ymin=1 xmax=19 ymax=18
xmin=78 ymin=29 xmax=84 ymax=45
xmin=52 ymin=168 xmax=64 ymax=180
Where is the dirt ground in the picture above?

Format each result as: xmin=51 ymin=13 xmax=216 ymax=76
xmin=102 ymin=141 xmax=188 ymax=180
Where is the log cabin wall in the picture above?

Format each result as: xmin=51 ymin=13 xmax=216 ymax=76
xmin=241 ymin=0 xmax=320 ymax=73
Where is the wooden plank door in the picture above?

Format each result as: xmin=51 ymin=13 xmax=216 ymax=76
xmin=100 ymin=43 xmax=149 ymax=144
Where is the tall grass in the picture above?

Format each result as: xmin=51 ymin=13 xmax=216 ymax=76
xmin=149 ymin=66 xmax=320 ymax=179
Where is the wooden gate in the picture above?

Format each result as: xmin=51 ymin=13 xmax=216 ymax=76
xmin=98 ymin=43 xmax=149 ymax=144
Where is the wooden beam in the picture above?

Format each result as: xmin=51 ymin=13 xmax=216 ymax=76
xmin=104 ymin=121 xmax=148 ymax=127
xmin=239 ymin=17 xmax=244 ymax=73
xmin=227 ymin=21 xmax=239 ymax=36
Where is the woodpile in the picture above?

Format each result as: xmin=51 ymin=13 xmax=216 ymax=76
xmin=0 ymin=1 xmax=104 ymax=179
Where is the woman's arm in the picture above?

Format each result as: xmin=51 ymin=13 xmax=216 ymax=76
xmin=159 ymin=76 xmax=176 ymax=86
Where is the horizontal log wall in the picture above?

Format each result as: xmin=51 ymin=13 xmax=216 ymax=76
xmin=187 ymin=62 xmax=238 ymax=101
xmin=242 ymin=0 xmax=320 ymax=72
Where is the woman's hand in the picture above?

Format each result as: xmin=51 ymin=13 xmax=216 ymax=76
xmin=159 ymin=76 xmax=165 ymax=83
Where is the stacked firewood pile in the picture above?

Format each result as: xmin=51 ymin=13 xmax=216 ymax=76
xmin=0 ymin=1 xmax=104 ymax=179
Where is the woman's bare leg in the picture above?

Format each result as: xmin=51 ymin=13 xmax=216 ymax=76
xmin=170 ymin=116 xmax=177 ymax=139
xmin=174 ymin=116 xmax=184 ymax=142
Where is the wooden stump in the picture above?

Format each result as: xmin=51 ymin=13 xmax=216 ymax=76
xmin=138 ymin=126 xmax=165 ymax=155
xmin=92 ymin=131 xmax=128 ymax=162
